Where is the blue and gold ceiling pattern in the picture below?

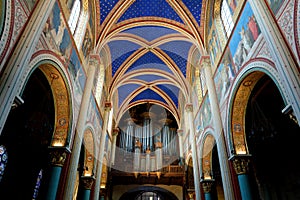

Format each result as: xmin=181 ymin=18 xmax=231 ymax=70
xmin=98 ymin=0 xmax=204 ymax=122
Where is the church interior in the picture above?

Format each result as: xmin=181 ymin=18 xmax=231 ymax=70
xmin=0 ymin=0 xmax=300 ymax=199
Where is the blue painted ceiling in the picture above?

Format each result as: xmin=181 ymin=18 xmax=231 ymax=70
xmin=99 ymin=0 xmax=203 ymax=116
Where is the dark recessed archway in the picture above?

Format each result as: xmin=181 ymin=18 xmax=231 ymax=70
xmin=245 ymin=74 xmax=300 ymax=198
xmin=119 ymin=186 xmax=179 ymax=200
xmin=0 ymin=68 xmax=55 ymax=199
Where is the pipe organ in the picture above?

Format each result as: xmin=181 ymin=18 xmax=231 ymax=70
xmin=117 ymin=111 xmax=179 ymax=176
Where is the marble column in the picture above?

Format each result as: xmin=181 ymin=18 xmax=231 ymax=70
xmin=110 ymin=128 xmax=119 ymax=166
xmin=248 ymin=0 xmax=300 ymax=124
xmin=93 ymin=102 xmax=112 ymax=200
xmin=45 ymin=148 xmax=69 ymax=200
xmin=0 ymin=0 xmax=56 ymax=133
xmin=230 ymin=155 xmax=253 ymax=200
xmin=177 ymin=129 xmax=184 ymax=165
xmin=201 ymin=179 xmax=215 ymax=200
xmin=63 ymin=55 xmax=98 ymax=199
xmin=201 ymin=56 xmax=235 ymax=199
xmin=185 ymin=104 xmax=201 ymax=200
xmin=77 ymin=176 xmax=95 ymax=200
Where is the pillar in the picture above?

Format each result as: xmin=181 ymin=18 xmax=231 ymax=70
xmin=63 ymin=55 xmax=98 ymax=199
xmin=93 ymin=102 xmax=112 ymax=200
xmin=248 ymin=0 xmax=300 ymax=123
xmin=155 ymin=141 xmax=162 ymax=178
xmin=230 ymin=155 xmax=253 ymax=200
xmin=201 ymin=56 xmax=235 ymax=199
xmin=185 ymin=104 xmax=201 ymax=200
xmin=177 ymin=129 xmax=184 ymax=165
xmin=201 ymin=179 xmax=215 ymax=200
xmin=0 ymin=0 xmax=56 ymax=133
xmin=77 ymin=176 xmax=95 ymax=200
xmin=44 ymin=148 xmax=69 ymax=200
xmin=110 ymin=128 xmax=119 ymax=166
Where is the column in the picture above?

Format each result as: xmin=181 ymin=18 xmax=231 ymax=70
xmin=63 ymin=55 xmax=98 ymax=199
xmin=77 ymin=176 xmax=95 ymax=200
xmin=185 ymin=104 xmax=201 ymax=200
xmin=230 ymin=155 xmax=252 ymax=200
xmin=248 ymin=0 xmax=300 ymax=123
xmin=110 ymin=128 xmax=119 ymax=166
xmin=201 ymin=56 xmax=235 ymax=199
xmin=93 ymin=102 xmax=111 ymax=200
xmin=201 ymin=179 xmax=215 ymax=200
xmin=155 ymin=141 xmax=162 ymax=178
xmin=0 ymin=0 xmax=56 ymax=133
xmin=44 ymin=148 xmax=69 ymax=200
xmin=177 ymin=129 xmax=184 ymax=165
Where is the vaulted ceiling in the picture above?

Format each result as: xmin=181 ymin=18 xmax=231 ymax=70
xmin=96 ymin=0 xmax=206 ymax=124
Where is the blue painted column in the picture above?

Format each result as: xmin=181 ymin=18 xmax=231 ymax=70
xmin=201 ymin=179 xmax=215 ymax=200
xmin=45 ymin=148 xmax=69 ymax=200
xmin=230 ymin=155 xmax=252 ymax=200
xmin=77 ymin=176 xmax=95 ymax=200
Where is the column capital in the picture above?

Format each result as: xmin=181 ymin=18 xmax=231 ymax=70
xmin=177 ymin=129 xmax=184 ymax=136
xmin=229 ymin=154 xmax=251 ymax=175
xmin=104 ymin=102 xmax=112 ymax=111
xmin=201 ymin=179 xmax=215 ymax=193
xmin=112 ymin=128 xmax=119 ymax=136
xmin=185 ymin=103 xmax=193 ymax=112
xmin=80 ymin=176 xmax=95 ymax=190
xmin=89 ymin=54 xmax=101 ymax=66
xmin=199 ymin=55 xmax=211 ymax=69
xmin=49 ymin=147 xmax=70 ymax=167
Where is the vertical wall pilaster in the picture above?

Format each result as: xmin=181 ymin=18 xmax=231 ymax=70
xmin=185 ymin=103 xmax=201 ymax=200
xmin=93 ymin=102 xmax=112 ymax=200
xmin=63 ymin=55 xmax=98 ymax=199
xmin=201 ymin=56 xmax=235 ymax=199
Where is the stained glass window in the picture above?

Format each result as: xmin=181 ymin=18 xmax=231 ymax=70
xmin=0 ymin=145 xmax=8 ymax=182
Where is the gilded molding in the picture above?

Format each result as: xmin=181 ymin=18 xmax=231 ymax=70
xmin=80 ymin=176 xmax=95 ymax=190
xmin=230 ymin=155 xmax=251 ymax=175
xmin=49 ymin=149 xmax=69 ymax=167
xmin=201 ymin=179 xmax=214 ymax=193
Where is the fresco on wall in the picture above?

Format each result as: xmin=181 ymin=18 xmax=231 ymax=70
xmin=24 ymin=0 xmax=37 ymax=11
xmin=214 ymin=48 xmax=235 ymax=104
xmin=195 ymin=95 xmax=212 ymax=133
xmin=267 ymin=0 xmax=284 ymax=14
xmin=44 ymin=2 xmax=72 ymax=63
xmin=82 ymin=31 xmax=92 ymax=58
xmin=68 ymin=48 xmax=86 ymax=97
xmin=227 ymin=0 xmax=239 ymax=14
xmin=208 ymin=27 xmax=222 ymax=66
xmin=229 ymin=2 xmax=261 ymax=71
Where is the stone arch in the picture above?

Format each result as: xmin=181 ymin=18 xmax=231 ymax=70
xmin=22 ymin=54 xmax=73 ymax=148
xmin=228 ymin=60 xmax=287 ymax=154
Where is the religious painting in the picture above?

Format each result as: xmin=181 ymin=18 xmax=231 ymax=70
xmin=43 ymin=2 xmax=72 ymax=63
xmin=24 ymin=0 xmax=37 ymax=11
xmin=229 ymin=2 xmax=261 ymax=72
xmin=195 ymin=95 xmax=212 ymax=133
xmin=267 ymin=0 xmax=284 ymax=15
xmin=82 ymin=30 xmax=92 ymax=58
xmin=68 ymin=48 xmax=86 ymax=97
xmin=214 ymin=48 xmax=235 ymax=105
xmin=208 ymin=26 xmax=222 ymax=67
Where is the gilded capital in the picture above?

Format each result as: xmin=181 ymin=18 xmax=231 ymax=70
xmin=49 ymin=149 xmax=69 ymax=167
xmin=104 ymin=102 xmax=112 ymax=111
xmin=185 ymin=103 xmax=193 ymax=112
xmin=112 ymin=128 xmax=119 ymax=136
xmin=200 ymin=56 xmax=211 ymax=69
xmin=230 ymin=155 xmax=251 ymax=175
xmin=177 ymin=129 xmax=184 ymax=137
xmin=89 ymin=54 xmax=100 ymax=67
xmin=80 ymin=176 xmax=95 ymax=190
xmin=201 ymin=179 xmax=214 ymax=193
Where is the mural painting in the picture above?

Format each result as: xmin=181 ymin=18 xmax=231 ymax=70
xmin=195 ymin=96 xmax=212 ymax=133
xmin=208 ymin=27 xmax=222 ymax=66
xmin=43 ymin=2 xmax=72 ymax=63
xmin=229 ymin=2 xmax=261 ymax=72
xmin=214 ymin=48 xmax=235 ymax=105
xmin=267 ymin=0 xmax=284 ymax=14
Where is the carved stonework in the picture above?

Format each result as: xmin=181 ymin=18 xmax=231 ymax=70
xmin=185 ymin=103 xmax=193 ymax=112
xmin=49 ymin=149 xmax=69 ymax=167
xmin=201 ymin=179 xmax=214 ymax=193
xmin=177 ymin=129 xmax=184 ymax=137
xmin=104 ymin=102 xmax=112 ymax=111
xmin=230 ymin=155 xmax=251 ymax=175
xmin=80 ymin=176 xmax=95 ymax=190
